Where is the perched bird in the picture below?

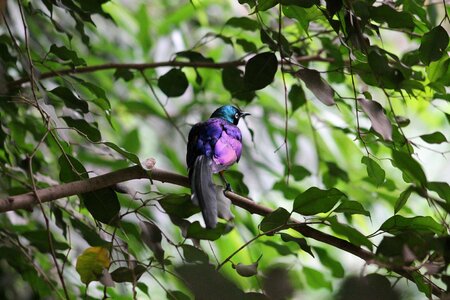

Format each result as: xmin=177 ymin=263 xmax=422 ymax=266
xmin=186 ymin=105 xmax=250 ymax=228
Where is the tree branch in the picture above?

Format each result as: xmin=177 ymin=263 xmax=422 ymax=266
xmin=0 ymin=162 xmax=443 ymax=297
xmin=8 ymin=55 xmax=333 ymax=88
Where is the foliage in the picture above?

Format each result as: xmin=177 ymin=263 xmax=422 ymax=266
xmin=0 ymin=0 xmax=449 ymax=299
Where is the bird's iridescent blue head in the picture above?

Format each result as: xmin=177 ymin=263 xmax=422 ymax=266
xmin=210 ymin=105 xmax=250 ymax=125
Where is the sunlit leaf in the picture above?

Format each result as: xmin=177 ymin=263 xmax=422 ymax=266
xmin=394 ymin=186 xmax=413 ymax=213
xmin=380 ymin=215 xmax=443 ymax=235
xmin=335 ymin=200 xmax=370 ymax=217
xmin=293 ymin=187 xmax=346 ymax=215
xmin=361 ymin=156 xmax=385 ymax=186
xmin=259 ymin=207 xmax=290 ymax=232
xmin=186 ymin=222 xmax=227 ymax=241
xmin=76 ymin=247 xmax=110 ymax=284
xmin=329 ymin=217 xmax=373 ymax=250
xmin=391 ymin=150 xmax=427 ymax=186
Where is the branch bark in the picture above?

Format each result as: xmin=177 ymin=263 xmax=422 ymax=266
xmin=0 ymin=163 xmax=443 ymax=297
xmin=8 ymin=55 xmax=333 ymax=87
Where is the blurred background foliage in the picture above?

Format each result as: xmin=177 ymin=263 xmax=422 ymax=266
xmin=0 ymin=0 xmax=450 ymax=299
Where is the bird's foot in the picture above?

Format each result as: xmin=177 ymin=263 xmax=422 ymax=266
xmin=223 ymin=183 xmax=232 ymax=194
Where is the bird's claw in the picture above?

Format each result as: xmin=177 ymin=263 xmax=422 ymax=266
xmin=223 ymin=183 xmax=232 ymax=193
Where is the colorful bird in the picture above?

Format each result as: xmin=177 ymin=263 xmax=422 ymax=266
xmin=186 ymin=105 xmax=250 ymax=228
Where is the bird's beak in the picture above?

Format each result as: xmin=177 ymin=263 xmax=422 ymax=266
xmin=240 ymin=112 xmax=251 ymax=118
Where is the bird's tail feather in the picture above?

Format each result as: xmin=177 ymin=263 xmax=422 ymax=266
xmin=190 ymin=155 xmax=217 ymax=228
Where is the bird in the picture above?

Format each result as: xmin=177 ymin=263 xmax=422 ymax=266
xmin=186 ymin=105 xmax=250 ymax=228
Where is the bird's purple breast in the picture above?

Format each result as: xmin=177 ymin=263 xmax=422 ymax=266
xmin=190 ymin=118 xmax=243 ymax=173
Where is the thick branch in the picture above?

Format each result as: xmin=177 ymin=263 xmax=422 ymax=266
xmin=9 ymin=55 xmax=333 ymax=87
xmin=0 ymin=164 xmax=443 ymax=296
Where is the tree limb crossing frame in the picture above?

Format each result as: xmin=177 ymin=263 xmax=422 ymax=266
xmin=0 ymin=161 xmax=443 ymax=296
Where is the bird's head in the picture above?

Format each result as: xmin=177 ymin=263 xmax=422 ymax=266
xmin=210 ymin=105 xmax=250 ymax=125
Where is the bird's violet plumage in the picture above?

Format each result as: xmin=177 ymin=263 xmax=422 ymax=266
xmin=186 ymin=105 xmax=249 ymax=228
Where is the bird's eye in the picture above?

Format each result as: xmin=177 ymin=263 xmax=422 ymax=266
xmin=234 ymin=112 xmax=239 ymax=119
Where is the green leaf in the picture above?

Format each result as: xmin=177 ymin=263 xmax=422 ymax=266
xmin=49 ymin=44 xmax=86 ymax=66
xmin=49 ymin=86 xmax=89 ymax=113
xmin=260 ymin=208 xmax=290 ymax=232
xmin=243 ymin=52 xmax=278 ymax=90
xmin=335 ymin=200 xmax=370 ymax=217
xmin=223 ymin=170 xmax=249 ymax=196
xmin=394 ymin=186 xmax=413 ymax=213
xmin=236 ymin=38 xmax=257 ymax=53
xmin=167 ymin=290 xmax=190 ymax=300
xmin=103 ymin=142 xmax=140 ymax=164
xmin=176 ymin=264 xmax=245 ymax=299
xmin=279 ymin=0 xmax=319 ymax=8
xmin=314 ymin=247 xmax=344 ymax=278
xmin=225 ymin=17 xmax=259 ymax=31
xmin=361 ymin=156 xmax=385 ymax=186
xmin=419 ymin=26 xmax=449 ymax=65
xmin=222 ymin=67 xmax=255 ymax=101
xmin=280 ymin=233 xmax=314 ymax=256
xmin=293 ymin=187 xmax=346 ymax=215
xmin=256 ymin=0 xmax=277 ymax=11
xmin=22 ymin=230 xmax=69 ymax=253
xmin=303 ymin=266 xmax=332 ymax=290
xmin=411 ymin=272 xmax=432 ymax=297
xmin=113 ymin=68 xmax=134 ymax=81
xmin=58 ymin=154 xmax=88 ymax=182
xmin=159 ymin=194 xmax=200 ymax=218
xmin=158 ymin=68 xmax=189 ymax=97
xmin=136 ymin=3 xmax=152 ymax=54
xmin=329 ymin=217 xmax=373 ymax=250
xmin=290 ymin=164 xmax=311 ymax=181
xmin=58 ymin=154 xmax=120 ymax=225
xmin=380 ymin=215 xmax=443 ymax=234
xmin=296 ymin=69 xmax=335 ymax=106
xmin=71 ymin=218 xmax=109 ymax=247
xmin=288 ymin=84 xmax=307 ymax=112
xmin=81 ymin=188 xmax=120 ymax=225
xmin=324 ymin=0 xmax=342 ymax=16
xmin=419 ymin=131 xmax=447 ymax=144
xmin=62 ymin=117 xmax=102 ymax=142
xmin=261 ymin=240 xmax=295 ymax=256
xmin=76 ymin=247 xmax=110 ymax=284
xmin=391 ymin=150 xmax=427 ymax=186
xmin=427 ymin=181 xmax=450 ymax=202
xmin=186 ymin=222 xmax=226 ymax=241
xmin=181 ymin=244 xmax=209 ymax=264
xmin=370 ymin=5 xmax=415 ymax=30
xmin=273 ymin=181 xmax=302 ymax=200
xmin=111 ymin=265 xmax=146 ymax=283
xmin=176 ymin=51 xmax=214 ymax=63
xmin=427 ymin=56 xmax=449 ymax=83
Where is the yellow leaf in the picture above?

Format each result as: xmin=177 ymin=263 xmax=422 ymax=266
xmin=76 ymin=247 xmax=110 ymax=284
